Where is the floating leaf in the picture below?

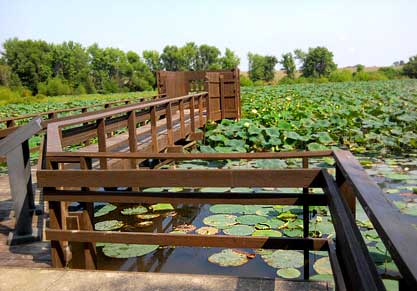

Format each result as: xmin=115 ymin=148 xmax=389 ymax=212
xmin=149 ymin=203 xmax=174 ymax=211
xmin=95 ymin=220 xmax=124 ymax=231
xmin=261 ymin=250 xmax=303 ymax=268
xmin=199 ymin=187 xmax=231 ymax=192
xmin=277 ymin=268 xmax=301 ymax=279
xmin=143 ymin=187 xmax=165 ymax=192
xmin=121 ymin=205 xmax=147 ymax=215
xmin=283 ymin=229 xmax=303 ymax=237
xmin=136 ymin=213 xmax=160 ymax=220
xmin=313 ymin=257 xmax=333 ymax=274
xmin=208 ymin=249 xmax=248 ymax=267
xmin=277 ymin=211 xmax=298 ymax=221
xmin=223 ymin=225 xmax=255 ymax=236
xmin=252 ymin=229 xmax=282 ymax=237
xmin=195 ymin=226 xmax=218 ymax=235
xmin=174 ymin=224 xmax=196 ymax=233
xmin=255 ymin=159 xmax=287 ymax=169
xmin=94 ymin=204 xmax=117 ymax=217
xmin=255 ymin=207 xmax=280 ymax=217
xmin=203 ymin=214 xmax=237 ymax=228
xmin=236 ymin=215 xmax=268 ymax=225
xmin=385 ymin=173 xmax=409 ymax=181
xmin=136 ymin=221 xmax=153 ymax=228
xmin=102 ymin=243 xmax=159 ymax=258
xmin=209 ymin=204 xmax=245 ymax=214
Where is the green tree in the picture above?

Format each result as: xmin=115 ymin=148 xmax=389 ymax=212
xmin=179 ymin=42 xmax=199 ymax=70
xmin=2 ymin=38 xmax=53 ymax=92
xmin=0 ymin=64 xmax=21 ymax=88
xmin=197 ymin=44 xmax=221 ymax=70
xmin=356 ymin=64 xmax=365 ymax=73
xmin=161 ymin=45 xmax=182 ymax=71
xmin=301 ymin=47 xmax=337 ymax=78
xmin=142 ymin=50 xmax=162 ymax=74
xmin=248 ymin=53 xmax=278 ymax=82
xmin=403 ymin=55 xmax=417 ymax=78
xmin=220 ymin=48 xmax=240 ymax=69
xmin=279 ymin=52 xmax=296 ymax=79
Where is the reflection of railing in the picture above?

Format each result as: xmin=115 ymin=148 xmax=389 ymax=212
xmin=37 ymin=147 xmax=417 ymax=289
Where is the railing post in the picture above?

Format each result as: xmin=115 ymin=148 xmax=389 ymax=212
xmin=104 ymin=104 xmax=112 ymax=138
xmin=127 ymin=111 xmax=138 ymax=169
xmin=220 ymin=75 xmax=225 ymax=120
xmin=198 ymin=95 xmax=204 ymax=128
xmin=150 ymin=105 xmax=158 ymax=153
xmin=81 ymin=108 xmax=90 ymax=146
xmin=179 ymin=100 xmax=185 ymax=138
xmin=166 ymin=102 xmax=173 ymax=146
xmin=96 ymin=118 xmax=107 ymax=169
xmin=6 ymin=120 xmax=16 ymax=128
xmin=302 ymin=157 xmax=310 ymax=280
xmin=190 ymin=96 xmax=195 ymax=134
xmin=336 ymin=165 xmax=356 ymax=217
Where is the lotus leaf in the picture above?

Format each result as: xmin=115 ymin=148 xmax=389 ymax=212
xmin=208 ymin=249 xmax=248 ymax=267
xmin=277 ymin=268 xmax=301 ymax=279
xmin=255 ymin=223 xmax=270 ymax=230
xmin=143 ymin=187 xmax=165 ymax=192
xmin=121 ymin=205 xmax=148 ymax=215
xmin=174 ymin=224 xmax=196 ymax=233
xmin=261 ymin=250 xmax=303 ymax=268
xmin=385 ymin=173 xmax=409 ymax=181
xmin=136 ymin=221 xmax=153 ymax=228
xmin=368 ymin=247 xmax=392 ymax=264
xmin=283 ymin=229 xmax=303 ymax=237
xmin=277 ymin=211 xmax=298 ymax=221
xmin=255 ymin=207 xmax=280 ymax=217
xmin=236 ymin=215 xmax=268 ymax=225
xmin=149 ymin=203 xmax=174 ymax=211
xmin=255 ymin=159 xmax=287 ymax=169
xmin=94 ymin=204 xmax=117 ymax=217
xmin=230 ymin=187 xmax=254 ymax=193
xmin=102 ymin=243 xmax=159 ymax=258
xmin=310 ymin=274 xmax=334 ymax=282
xmin=264 ymin=218 xmax=286 ymax=229
xmin=136 ymin=213 xmax=160 ymax=220
xmin=203 ymin=214 xmax=237 ymax=228
xmin=313 ymin=257 xmax=332 ymax=274
xmin=223 ymin=225 xmax=255 ymax=236
xmin=195 ymin=226 xmax=218 ymax=235
xmin=252 ymin=229 xmax=282 ymax=237
xmin=199 ymin=187 xmax=231 ymax=193
xmin=209 ymin=204 xmax=245 ymax=214
xmin=95 ymin=220 xmax=124 ymax=231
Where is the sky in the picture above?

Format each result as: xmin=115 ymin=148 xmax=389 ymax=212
xmin=1 ymin=0 xmax=417 ymax=70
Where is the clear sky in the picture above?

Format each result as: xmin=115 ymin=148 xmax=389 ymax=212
xmin=1 ymin=0 xmax=416 ymax=70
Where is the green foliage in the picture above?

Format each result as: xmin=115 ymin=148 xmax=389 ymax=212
xmin=0 ymin=64 xmax=21 ymax=88
xmin=403 ymin=55 xmax=417 ymax=78
xmin=378 ymin=67 xmax=402 ymax=79
xmin=0 ymin=86 xmax=20 ymax=103
xmin=300 ymin=47 xmax=337 ymax=77
xmin=279 ymin=53 xmax=296 ymax=79
xmin=248 ymin=53 xmax=278 ymax=82
xmin=240 ymin=75 xmax=253 ymax=86
xmin=356 ymin=64 xmax=365 ymax=73
xmin=38 ymin=77 xmax=71 ymax=96
xmin=220 ymin=48 xmax=240 ymax=69
xmin=329 ymin=69 xmax=352 ymax=82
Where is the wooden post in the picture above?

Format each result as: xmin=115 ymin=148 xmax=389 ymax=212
xmin=104 ymin=104 xmax=112 ymax=137
xmin=49 ymin=201 xmax=66 ymax=267
xmin=198 ymin=95 xmax=204 ymax=128
xmin=81 ymin=108 xmax=90 ymax=146
xmin=166 ymin=102 xmax=173 ymax=146
xmin=179 ymin=100 xmax=185 ymax=138
xmin=150 ymin=106 xmax=158 ymax=153
xmin=96 ymin=118 xmax=107 ymax=169
xmin=190 ymin=96 xmax=195 ymax=134
xmin=302 ymin=157 xmax=309 ymax=280
xmin=220 ymin=75 xmax=225 ymax=120
xmin=127 ymin=111 xmax=138 ymax=169
xmin=336 ymin=165 xmax=356 ymax=218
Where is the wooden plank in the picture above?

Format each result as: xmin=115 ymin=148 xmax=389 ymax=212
xmin=127 ymin=111 xmax=137 ymax=169
xmin=166 ymin=102 xmax=173 ymax=146
xmin=37 ymin=169 xmax=322 ymax=188
xmin=46 ymin=229 xmax=329 ymax=251
xmin=321 ymin=169 xmax=385 ymax=290
xmin=333 ymin=150 xmax=417 ymax=288
xmin=190 ymin=96 xmax=195 ymax=133
xmin=43 ymin=189 xmax=328 ymax=205
xmin=96 ymin=118 xmax=107 ymax=169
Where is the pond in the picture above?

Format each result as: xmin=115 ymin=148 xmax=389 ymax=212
xmin=88 ymin=153 xmax=417 ymax=288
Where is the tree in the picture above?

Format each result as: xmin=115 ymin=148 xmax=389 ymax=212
xmin=142 ymin=50 xmax=162 ymax=74
xmin=403 ymin=55 xmax=417 ymax=78
xmin=293 ymin=49 xmax=306 ymax=69
xmin=197 ymin=44 xmax=221 ymax=70
xmin=356 ymin=64 xmax=365 ymax=73
xmin=161 ymin=45 xmax=182 ymax=71
xmin=248 ymin=53 xmax=278 ymax=82
xmin=279 ymin=53 xmax=296 ymax=79
xmin=301 ymin=47 xmax=337 ymax=78
xmin=179 ymin=42 xmax=199 ymax=70
xmin=0 ymin=64 xmax=21 ymax=88
xmin=220 ymin=48 xmax=240 ymax=69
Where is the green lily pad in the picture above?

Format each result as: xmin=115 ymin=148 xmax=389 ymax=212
xmin=310 ymin=274 xmax=334 ymax=282
xmin=255 ymin=223 xmax=270 ymax=230
xmin=242 ymin=205 xmax=266 ymax=214
xmin=385 ymin=173 xmax=409 ymax=181
xmin=94 ymin=204 xmax=117 ymax=217
xmin=383 ymin=279 xmax=398 ymax=291
xmin=283 ymin=228 xmax=303 ymax=237
xmin=149 ymin=203 xmax=174 ymax=211
xmin=199 ymin=187 xmax=231 ymax=192
xmin=102 ymin=243 xmax=159 ymax=258
xmin=95 ymin=220 xmax=124 ymax=231
xmin=203 ymin=214 xmax=237 ymax=228
xmin=167 ymin=187 xmax=184 ymax=192
xmin=136 ymin=213 xmax=160 ymax=220
xmin=121 ymin=205 xmax=148 ymax=215
xmin=195 ymin=226 xmax=219 ymax=235
xmin=261 ymin=250 xmax=303 ymax=268
xmin=277 ymin=268 xmax=301 ymax=279
xmin=368 ymin=247 xmax=392 ymax=264
xmin=401 ymin=204 xmax=417 ymax=216
xmin=136 ymin=221 xmax=153 ymax=228
xmin=263 ymin=218 xmax=286 ymax=229
xmin=143 ymin=187 xmax=165 ymax=192
xmin=209 ymin=204 xmax=245 ymax=214
xmin=277 ymin=211 xmax=298 ymax=221
xmin=236 ymin=215 xmax=268 ymax=225
xmin=313 ymin=257 xmax=332 ymax=274
xmin=255 ymin=207 xmax=280 ymax=217
xmin=223 ymin=225 xmax=255 ymax=236
xmin=252 ymin=229 xmax=282 ymax=237
xmin=208 ymin=249 xmax=248 ymax=267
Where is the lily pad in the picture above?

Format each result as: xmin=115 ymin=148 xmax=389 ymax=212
xmin=255 ymin=207 xmax=280 ymax=217
xmin=203 ymin=214 xmax=237 ymax=228
xmin=102 ymin=243 xmax=159 ymax=258
xmin=174 ymin=224 xmax=196 ymax=233
xmin=94 ymin=204 xmax=117 ymax=217
xmin=195 ymin=226 xmax=219 ymax=235
xmin=208 ymin=249 xmax=248 ymax=267
xmin=136 ymin=213 xmax=160 ymax=220
xmin=199 ymin=187 xmax=231 ymax=193
xmin=313 ymin=257 xmax=332 ymax=274
xmin=149 ymin=203 xmax=174 ymax=211
xmin=237 ymin=215 xmax=268 ymax=225
xmin=143 ymin=187 xmax=165 ymax=192
xmin=252 ymin=229 xmax=282 ymax=237
xmin=283 ymin=228 xmax=303 ymax=237
xmin=121 ymin=205 xmax=148 ymax=215
xmin=277 ymin=211 xmax=298 ymax=221
xmin=261 ymin=250 xmax=303 ymax=268
xmin=264 ymin=218 xmax=286 ymax=229
xmin=385 ymin=173 xmax=409 ymax=181
xmin=223 ymin=225 xmax=255 ymax=236
xmin=136 ymin=221 xmax=153 ymax=228
xmin=209 ymin=204 xmax=245 ymax=214
xmin=277 ymin=268 xmax=301 ymax=279
xmin=95 ymin=220 xmax=124 ymax=231
xmin=255 ymin=223 xmax=270 ymax=230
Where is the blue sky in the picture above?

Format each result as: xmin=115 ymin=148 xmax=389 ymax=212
xmin=1 ymin=0 xmax=416 ymax=70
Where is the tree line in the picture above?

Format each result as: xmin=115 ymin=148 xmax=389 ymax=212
xmin=0 ymin=39 xmax=240 ymax=96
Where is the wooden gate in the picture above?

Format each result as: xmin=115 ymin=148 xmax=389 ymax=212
xmin=157 ymin=69 xmax=241 ymax=121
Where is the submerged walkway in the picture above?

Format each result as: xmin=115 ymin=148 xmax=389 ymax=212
xmin=0 ymin=267 xmax=330 ymax=291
